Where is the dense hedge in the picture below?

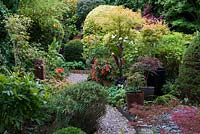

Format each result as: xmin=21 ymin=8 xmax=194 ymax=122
xmin=64 ymin=39 xmax=83 ymax=62
xmin=176 ymin=32 xmax=200 ymax=102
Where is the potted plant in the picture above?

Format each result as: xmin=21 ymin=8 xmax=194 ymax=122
xmin=127 ymin=72 xmax=154 ymax=101
xmin=126 ymin=86 xmax=144 ymax=110
xmin=129 ymin=57 xmax=165 ymax=96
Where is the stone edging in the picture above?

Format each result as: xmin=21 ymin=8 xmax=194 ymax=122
xmin=70 ymin=70 xmax=90 ymax=74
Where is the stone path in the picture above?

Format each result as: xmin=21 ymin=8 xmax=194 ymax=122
xmin=67 ymin=73 xmax=152 ymax=134
xmin=96 ymin=105 xmax=136 ymax=134
xmin=67 ymin=73 xmax=88 ymax=83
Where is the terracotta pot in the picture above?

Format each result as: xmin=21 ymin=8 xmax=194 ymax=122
xmin=126 ymin=92 xmax=144 ymax=110
xmin=140 ymin=86 xmax=155 ymax=100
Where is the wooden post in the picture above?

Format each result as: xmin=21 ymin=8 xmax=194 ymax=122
xmin=34 ymin=59 xmax=46 ymax=80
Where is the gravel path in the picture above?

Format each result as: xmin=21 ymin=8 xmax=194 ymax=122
xmin=67 ymin=73 xmax=88 ymax=83
xmin=67 ymin=73 xmax=139 ymax=134
xmin=96 ymin=105 xmax=136 ymax=134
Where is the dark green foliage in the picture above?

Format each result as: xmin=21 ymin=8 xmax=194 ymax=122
xmin=2 ymin=0 xmax=19 ymax=13
xmin=104 ymin=0 xmax=152 ymax=11
xmin=158 ymin=0 xmax=200 ymax=33
xmin=176 ymin=32 xmax=200 ymax=102
xmin=0 ymin=2 xmax=8 ymax=42
xmin=76 ymin=0 xmax=105 ymax=27
xmin=155 ymin=32 xmax=192 ymax=80
xmin=0 ymin=2 xmax=14 ymax=70
xmin=53 ymin=127 xmax=86 ymax=134
xmin=64 ymin=39 xmax=83 ymax=62
xmin=50 ymin=81 xmax=107 ymax=134
xmin=0 ymin=71 xmax=48 ymax=132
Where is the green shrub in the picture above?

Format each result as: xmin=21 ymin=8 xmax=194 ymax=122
xmin=76 ymin=0 xmax=105 ymax=27
xmin=106 ymin=85 xmax=126 ymax=107
xmin=0 ymin=2 xmax=14 ymax=70
xmin=155 ymin=32 xmax=193 ymax=79
xmin=176 ymin=32 xmax=200 ymax=102
xmin=50 ymin=81 xmax=107 ymax=134
xmin=64 ymin=61 xmax=87 ymax=70
xmin=62 ymin=0 xmax=79 ymax=43
xmin=83 ymin=5 xmax=144 ymax=62
xmin=0 ymin=71 xmax=48 ymax=132
xmin=158 ymin=0 xmax=200 ymax=33
xmin=53 ymin=127 xmax=86 ymax=134
xmin=2 ymin=0 xmax=19 ymax=13
xmin=19 ymin=0 xmax=66 ymax=50
xmin=5 ymin=14 xmax=32 ymax=70
xmin=64 ymin=39 xmax=83 ymax=62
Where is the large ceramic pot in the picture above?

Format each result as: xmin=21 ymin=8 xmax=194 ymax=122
xmin=147 ymin=67 xmax=166 ymax=96
xmin=126 ymin=91 xmax=144 ymax=110
xmin=140 ymin=86 xmax=155 ymax=100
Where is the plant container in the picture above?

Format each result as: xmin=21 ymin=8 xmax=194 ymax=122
xmin=126 ymin=91 xmax=144 ymax=110
xmin=140 ymin=86 xmax=155 ymax=100
xmin=147 ymin=67 xmax=166 ymax=96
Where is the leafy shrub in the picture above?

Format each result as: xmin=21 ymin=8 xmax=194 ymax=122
xmin=0 ymin=2 xmax=8 ymax=42
xmin=140 ymin=21 xmax=169 ymax=56
xmin=19 ymin=0 xmax=66 ymax=50
xmin=83 ymin=5 xmax=144 ymax=36
xmin=155 ymin=32 xmax=193 ymax=79
xmin=62 ymin=0 xmax=79 ymax=43
xmin=53 ymin=127 xmax=86 ymax=134
xmin=64 ymin=61 xmax=87 ymax=70
xmin=106 ymin=85 xmax=126 ymax=107
xmin=26 ymin=38 xmax=68 ymax=77
xmin=0 ymin=71 xmax=48 ymax=132
xmin=2 ymin=0 xmax=19 ymax=13
xmin=64 ymin=39 xmax=83 ymax=62
xmin=50 ymin=81 xmax=107 ymax=133
xmin=112 ymin=0 xmax=146 ymax=11
xmin=0 ymin=2 xmax=14 ymax=70
xmin=161 ymin=82 xmax=177 ymax=95
xmin=76 ymin=0 xmax=105 ymax=28
xmin=5 ymin=14 xmax=32 ymax=70
xmin=176 ymin=32 xmax=200 ymax=102
xmin=157 ymin=0 xmax=200 ymax=33
xmin=83 ymin=5 xmax=144 ymax=65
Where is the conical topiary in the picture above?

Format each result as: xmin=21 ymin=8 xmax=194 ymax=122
xmin=176 ymin=32 xmax=200 ymax=102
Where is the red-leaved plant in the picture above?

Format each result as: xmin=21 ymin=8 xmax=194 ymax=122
xmin=129 ymin=100 xmax=179 ymax=126
xmin=91 ymin=59 xmax=112 ymax=82
xmin=170 ymin=105 xmax=200 ymax=134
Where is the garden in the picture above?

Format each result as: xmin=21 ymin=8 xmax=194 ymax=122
xmin=0 ymin=0 xmax=200 ymax=134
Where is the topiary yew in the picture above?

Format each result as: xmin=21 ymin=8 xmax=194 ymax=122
xmin=176 ymin=32 xmax=200 ymax=102
xmin=64 ymin=39 xmax=83 ymax=62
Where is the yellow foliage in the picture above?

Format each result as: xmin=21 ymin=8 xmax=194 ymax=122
xmin=141 ymin=20 xmax=169 ymax=46
xmin=83 ymin=5 xmax=144 ymax=35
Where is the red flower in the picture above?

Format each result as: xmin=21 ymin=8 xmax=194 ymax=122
xmin=56 ymin=68 xmax=64 ymax=74
xmin=94 ymin=59 xmax=98 ymax=64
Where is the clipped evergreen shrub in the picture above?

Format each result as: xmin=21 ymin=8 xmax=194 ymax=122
xmin=64 ymin=39 xmax=83 ymax=62
xmin=53 ymin=127 xmax=86 ymax=134
xmin=50 ymin=81 xmax=107 ymax=134
xmin=176 ymin=32 xmax=200 ymax=102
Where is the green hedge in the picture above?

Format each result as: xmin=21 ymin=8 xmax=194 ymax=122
xmin=64 ymin=39 xmax=83 ymax=62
